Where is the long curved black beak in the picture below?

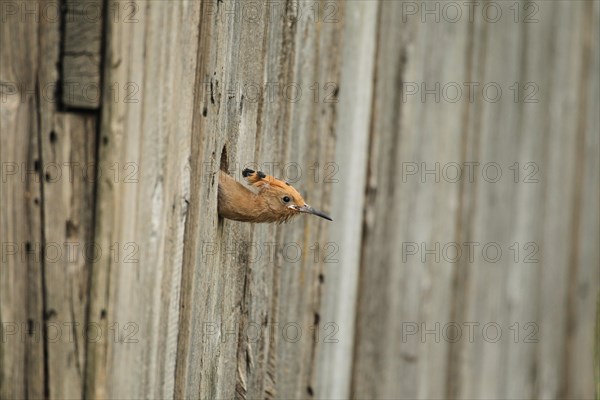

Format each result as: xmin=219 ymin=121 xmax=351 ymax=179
xmin=299 ymin=204 xmax=333 ymax=221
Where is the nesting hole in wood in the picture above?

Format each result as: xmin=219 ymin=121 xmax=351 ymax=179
xmin=217 ymin=144 xmax=228 ymax=226
xmin=220 ymin=144 xmax=228 ymax=172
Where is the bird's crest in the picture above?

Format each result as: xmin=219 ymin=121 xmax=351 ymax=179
xmin=242 ymin=168 xmax=305 ymax=206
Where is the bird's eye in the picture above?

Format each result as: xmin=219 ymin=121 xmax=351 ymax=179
xmin=282 ymin=196 xmax=291 ymax=203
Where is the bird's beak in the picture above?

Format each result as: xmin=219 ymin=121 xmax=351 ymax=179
xmin=295 ymin=204 xmax=333 ymax=221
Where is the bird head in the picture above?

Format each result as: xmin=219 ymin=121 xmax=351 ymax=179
xmin=242 ymin=168 xmax=332 ymax=223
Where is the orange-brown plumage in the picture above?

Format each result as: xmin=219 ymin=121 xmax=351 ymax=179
xmin=218 ymin=168 xmax=332 ymax=223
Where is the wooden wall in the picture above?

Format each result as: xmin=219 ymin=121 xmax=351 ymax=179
xmin=1 ymin=1 xmax=598 ymax=399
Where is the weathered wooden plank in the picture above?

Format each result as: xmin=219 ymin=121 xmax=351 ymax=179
xmin=2 ymin=1 xmax=74 ymax=399
xmin=452 ymin=2 xmax=599 ymax=399
xmin=314 ymin=2 xmax=378 ymax=399
xmin=531 ymin=3 xmax=598 ymax=400
xmin=86 ymin=1 xmax=201 ymax=398
xmin=0 ymin=34 xmax=46 ymax=397
xmin=231 ymin=3 xmax=315 ymax=398
xmin=457 ymin=5 xmax=540 ymax=398
xmin=230 ymin=5 xmax=274 ymax=400
xmin=0 ymin=113 xmax=46 ymax=399
xmin=82 ymin=0 xmax=142 ymax=394
xmin=175 ymin=2 xmax=344 ymax=399
xmin=241 ymin=7 xmax=293 ymax=397
xmin=351 ymin=1 xmax=599 ymax=399
xmin=172 ymin=0 xmax=219 ymax=396
xmin=176 ymin=1 xmax=270 ymax=398
xmin=563 ymin=1 xmax=599 ymax=398
xmin=31 ymin=1 xmax=99 ymax=397
xmin=499 ymin=21 xmax=543 ymax=400
xmin=40 ymin=114 xmax=97 ymax=400
xmin=175 ymin=3 xmax=247 ymax=399
xmin=269 ymin=3 xmax=340 ymax=397
xmin=272 ymin=4 xmax=342 ymax=399
xmin=62 ymin=0 xmax=103 ymax=108
xmin=301 ymin=8 xmax=343 ymax=397
xmin=352 ymin=0 xmax=471 ymax=397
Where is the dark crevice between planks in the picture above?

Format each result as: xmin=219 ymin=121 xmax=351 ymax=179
xmin=56 ymin=0 xmax=67 ymax=112
xmin=82 ymin=0 xmax=109 ymax=397
xmin=35 ymin=71 xmax=51 ymax=400
xmin=220 ymin=144 xmax=229 ymax=172
xmin=235 ymin=236 xmax=253 ymax=400
xmin=218 ymin=144 xmax=228 ymax=227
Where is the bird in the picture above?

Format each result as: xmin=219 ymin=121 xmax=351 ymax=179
xmin=217 ymin=168 xmax=332 ymax=223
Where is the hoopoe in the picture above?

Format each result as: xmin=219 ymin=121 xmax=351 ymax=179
xmin=218 ymin=168 xmax=332 ymax=223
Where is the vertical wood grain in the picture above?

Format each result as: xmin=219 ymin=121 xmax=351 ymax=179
xmin=2 ymin=1 xmax=99 ymax=398
xmin=2 ymin=0 xmax=598 ymax=399
xmin=86 ymin=1 xmax=201 ymax=398
xmin=0 ymin=6 xmax=45 ymax=396
xmin=349 ymin=1 xmax=599 ymax=399
xmin=315 ymin=1 xmax=378 ymax=398
xmin=37 ymin=4 xmax=98 ymax=396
